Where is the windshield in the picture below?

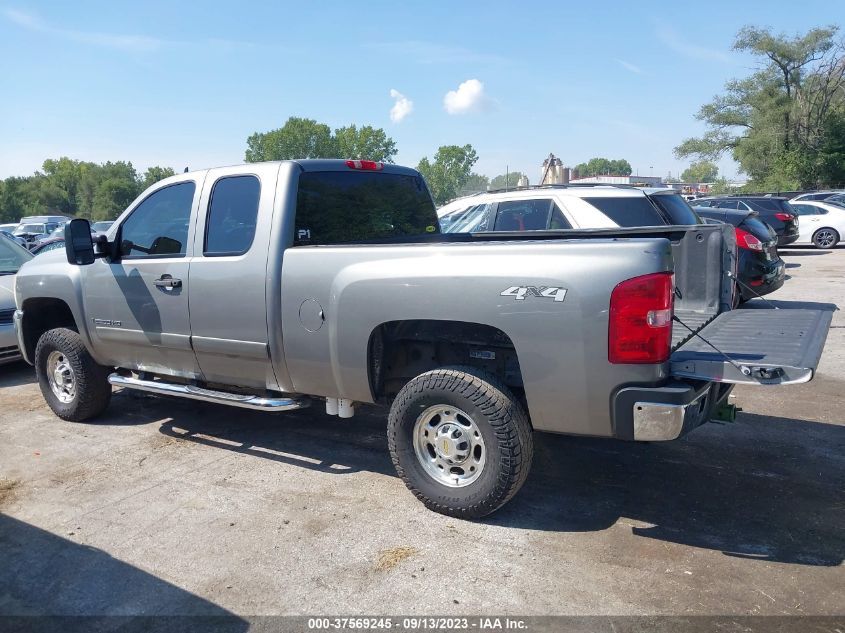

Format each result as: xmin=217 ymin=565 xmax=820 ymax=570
xmin=14 ymin=223 xmax=46 ymax=235
xmin=0 ymin=233 xmax=33 ymax=273
xmin=825 ymin=194 xmax=845 ymax=208
xmin=741 ymin=216 xmax=777 ymax=242
xmin=440 ymin=203 xmax=494 ymax=233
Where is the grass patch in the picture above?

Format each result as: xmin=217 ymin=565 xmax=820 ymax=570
xmin=374 ymin=546 xmax=418 ymax=571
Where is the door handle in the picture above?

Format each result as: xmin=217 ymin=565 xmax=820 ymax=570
xmin=154 ymin=275 xmax=182 ymax=288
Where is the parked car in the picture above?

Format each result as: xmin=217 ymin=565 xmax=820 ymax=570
xmin=790 ymin=200 xmax=845 ymax=248
xmin=790 ymin=190 xmax=845 ymax=204
xmin=0 ymin=230 xmax=27 ymax=247
xmin=439 ymin=185 xmax=682 ymax=233
xmin=30 ymin=237 xmax=66 ymax=256
xmin=693 ymin=207 xmax=785 ymax=301
xmin=0 ymin=235 xmax=33 ymax=365
xmin=14 ymin=160 xmax=832 ymax=518
xmin=694 ymin=196 xmax=799 ymax=246
xmin=91 ymin=221 xmax=114 ymax=233
xmin=13 ymin=222 xmax=60 ymax=249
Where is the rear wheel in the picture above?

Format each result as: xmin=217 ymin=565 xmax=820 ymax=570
xmin=35 ymin=328 xmax=112 ymax=422
xmin=387 ymin=366 xmax=533 ymax=519
xmin=812 ymin=228 xmax=839 ymax=249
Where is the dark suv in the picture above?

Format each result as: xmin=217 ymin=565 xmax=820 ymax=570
xmin=694 ymin=197 xmax=799 ymax=246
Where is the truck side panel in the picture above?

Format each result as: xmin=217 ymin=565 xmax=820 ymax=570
xmin=280 ymin=239 xmax=673 ymax=436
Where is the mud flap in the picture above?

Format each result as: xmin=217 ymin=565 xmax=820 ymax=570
xmin=670 ymin=308 xmax=832 ymax=385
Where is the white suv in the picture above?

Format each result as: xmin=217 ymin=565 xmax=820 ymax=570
xmin=437 ymin=185 xmax=692 ymax=233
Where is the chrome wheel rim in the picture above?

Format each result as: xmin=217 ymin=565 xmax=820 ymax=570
xmin=815 ymin=230 xmax=836 ymax=248
xmin=46 ymin=351 xmax=76 ymax=404
xmin=413 ymin=405 xmax=486 ymax=487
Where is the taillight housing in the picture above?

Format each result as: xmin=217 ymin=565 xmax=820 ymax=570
xmin=608 ymin=272 xmax=674 ymax=364
xmin=346 ymin=160 xmax=384 ymax=171
xmin=735 ymin=227 xmax=763 ymax=251
xmin=774 ymin=212 xmax=794 ymax=222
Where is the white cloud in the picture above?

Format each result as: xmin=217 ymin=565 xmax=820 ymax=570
xmin=655 ymin=23 xmax=731 ymax=63
xmin=2 ymin=8 xmax=265 ymax=54
xmin=443 ymin=79 xmax=489 ymax=115
xmin=615 ymin=59 xmax=643 ymax=74
xmin=389 ymin=89 xmax=413 ymax=123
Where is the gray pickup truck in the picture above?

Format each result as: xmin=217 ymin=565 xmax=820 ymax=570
xmin=13 ymin=160 xmax=832 ymax=518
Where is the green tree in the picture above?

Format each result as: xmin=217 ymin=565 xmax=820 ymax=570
xmin=675 ymin=25 xmax=845 ymax=189
xmin=574 ymin=158 xmax=632 ymax=177
xmin=460 ymin=172 xmax=490 ymax=195
xmin=490 ymin=172 xmax=526 ymax=190
xmin=417 ymin=145 xmax=479 ymax=205
xmin=92 ymin=178 xmax=138 ymax=221
xmin=142 ymin=166 xmax=176 ymax=190
xmin=0 ymin=177 xmax=29 ymax=223
xmin=245 ymin=117 xmax=337 ymax=162
xmin=681 ymin=160 xmax=719 ymax=182
xmin=334 ymin=124 xmax=397 ymax=163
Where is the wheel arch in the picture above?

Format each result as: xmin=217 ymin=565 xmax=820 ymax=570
xmin=366 ymin=319 xmax=525 ymax=404
xmin=19 ymin=297 xmax=80 ymax=365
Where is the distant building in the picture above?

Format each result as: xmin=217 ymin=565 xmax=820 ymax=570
xmin=569 ymin=174 xmax=664 ymax=187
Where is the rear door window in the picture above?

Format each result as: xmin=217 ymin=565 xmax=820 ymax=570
xmin=494 ymin=199 xmax=555 ymax=231
xmin=548 ymin=203 xmax=572 ymax=229
xmin=295 ymin=171 xmax=438 ymax=245
xmin=581 ymin=196 xmax=667 ymax=227
xmin=793 ymin=204 xmax=820 ymax=216
xmin=204 ymin=175 xmax=261 ymax=256
xmin=715 ymin=200 xmax=740 ymax=210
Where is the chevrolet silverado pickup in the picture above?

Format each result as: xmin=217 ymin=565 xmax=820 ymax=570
xmin=13 ymin=160 xmax=832 ymax=518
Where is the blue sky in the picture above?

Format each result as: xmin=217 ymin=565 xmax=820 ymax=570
xmin=0 ymin=1 xmax=841 ymax=182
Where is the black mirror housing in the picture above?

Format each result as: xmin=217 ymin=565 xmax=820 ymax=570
xmin=65 ymin=219 xmax=96 ymax=265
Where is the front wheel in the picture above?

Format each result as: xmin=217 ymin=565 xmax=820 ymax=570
xmin=387 ymin=367 xmax=533 ymax=519
xmin=813 ymin=228 xmax=839 ymax=249
xmin=35 ymin=328 xmax=112 ymax=422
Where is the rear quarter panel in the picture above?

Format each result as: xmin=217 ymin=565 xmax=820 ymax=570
xmin=280 ymin=238 xmax=673 ymax=436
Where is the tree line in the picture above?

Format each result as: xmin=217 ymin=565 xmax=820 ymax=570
xmin=17 ymin=25 xmax=837 ymax=227
xmin=677 ymin=24 xmax=845 ymax=190
xmin=0 ymin=158 xmax=175 ymax=223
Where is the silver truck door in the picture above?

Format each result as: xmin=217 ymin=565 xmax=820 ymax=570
xmin=187 ymin=163 xmax=279 ymax=390
xmin=82 ymin=179 xmax=203 ymax=378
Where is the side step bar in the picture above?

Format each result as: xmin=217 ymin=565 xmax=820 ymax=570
xmin=108 ymin=374 xmax=310 ymax=411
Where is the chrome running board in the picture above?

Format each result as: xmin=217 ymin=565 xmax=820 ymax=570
xmin=108 ymin=373 xmax=309 ymax=411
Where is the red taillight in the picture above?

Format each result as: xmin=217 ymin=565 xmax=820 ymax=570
xmin=345 ymin=160 xmax=384 ymax=171
xmin=735 ymin=227 xmax=763 ymax=251
xmin=774 ymin=212 xmax=794 ymax=222
xmin=608 ymin=272 xmax=674 ymax=364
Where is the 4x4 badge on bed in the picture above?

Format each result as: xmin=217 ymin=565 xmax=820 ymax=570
xmin=501 ymin=286 xmax=567 ymax=302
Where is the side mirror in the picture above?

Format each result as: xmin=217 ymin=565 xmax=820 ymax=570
xmin=65 ymin=219 xmax=96 ymax=265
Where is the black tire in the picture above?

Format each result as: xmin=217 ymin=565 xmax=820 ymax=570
xmin=35 ymin=328 xmax=112 ymax=422
xmin=812 ymin=228 xmax=839 ymax=249
xmin=387 ymin=366 xmax=533 ymax=519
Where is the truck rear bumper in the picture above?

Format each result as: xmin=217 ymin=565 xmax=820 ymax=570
xmin=612 ymin=380 xmax=731 ymax=441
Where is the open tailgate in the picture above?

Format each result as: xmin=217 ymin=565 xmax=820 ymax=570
xmin=671 ymin=308 xmax=832 ymax=385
